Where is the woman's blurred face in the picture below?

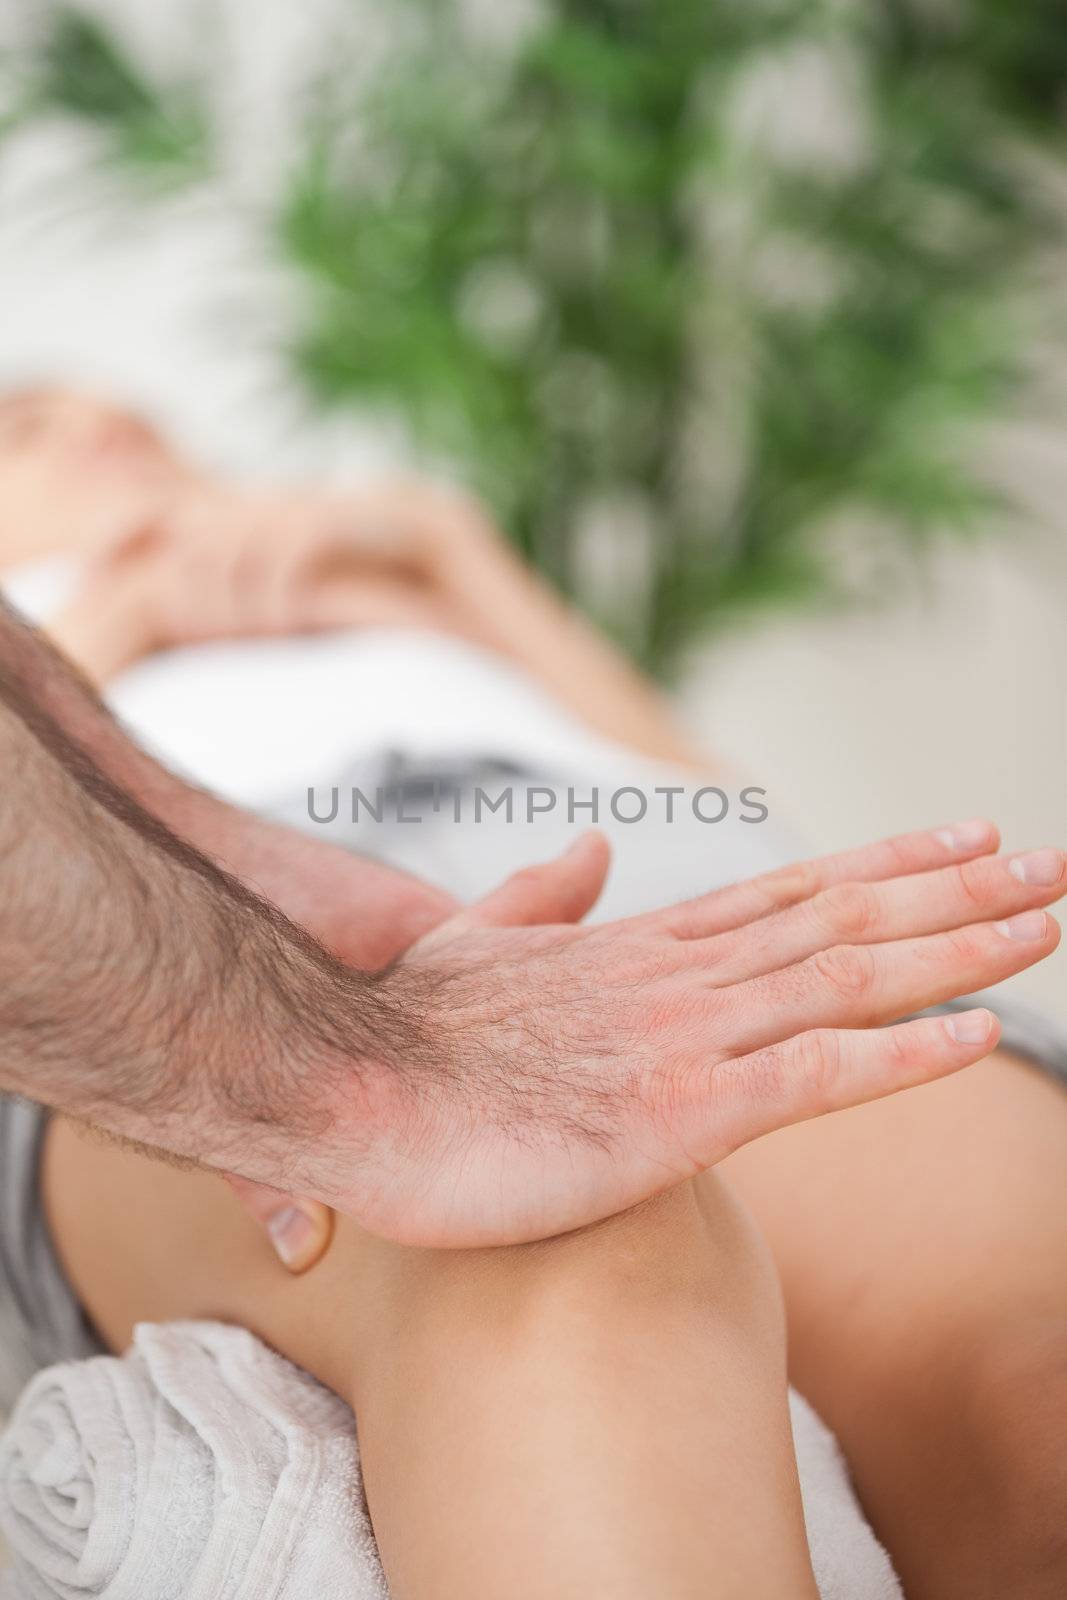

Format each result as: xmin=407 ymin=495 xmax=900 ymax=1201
xmin=0 ymin=389 xmax=186 ymax=564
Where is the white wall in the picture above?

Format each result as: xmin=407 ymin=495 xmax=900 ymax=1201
xmin=680 ymin=512 xmax=1067 ymax=1020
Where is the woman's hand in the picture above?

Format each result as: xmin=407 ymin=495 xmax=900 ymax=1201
xmin=50 ymin=480 xmax=497 ymax=682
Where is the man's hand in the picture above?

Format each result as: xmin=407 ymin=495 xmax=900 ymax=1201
xmin=1 ymin=656 xmax=1061 ymax=1252
xmin=3 ymin=565 xmax=1061 ymax=1254
xmin=303 ymin=820 xmax=1063 ymax=1247
xmin=0 ymin=585 xmax=1060 ymax=1252
xmin=224 ymin=828 xmax=612 ymax=1269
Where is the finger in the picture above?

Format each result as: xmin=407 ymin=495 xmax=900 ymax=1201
xmin=336 ymin=862 xmax=458 ymax=968
xmin=221 ymin=523 xmax=265 ymax=632
xmin=307 ymin=575 xmax=446 ymax=634
xmin=721 ymin=910 xmax=1060 ymax=1054
xmin=230 ymin=499 xmax=288 ymax=630
xmin=157 ymin=532 xmax=226 ymax=643
xmin=696 ymin=847 xmax=1067 ymax=986
xmin=261 ymin=507 xmax=326 ymax=630
xmin=445 ymin=831 xmax=611 ymax=931
xmin=223 ymin=1175 xmax=334 ymax=1274
xmin=651 ymin=819 xmax=999 ymax=940
xmin=84 ymin=517 xmax=166 ymax=575
xmin=707 ymin=1009 xmax=1002 ymax=1156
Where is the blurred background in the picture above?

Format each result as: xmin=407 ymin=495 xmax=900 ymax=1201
xmin=0 ymin=0 xmax=1064 ymax=1015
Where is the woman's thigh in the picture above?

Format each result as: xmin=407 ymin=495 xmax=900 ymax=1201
xmin=718 ymin=1048 xmax=1067 ymax=1597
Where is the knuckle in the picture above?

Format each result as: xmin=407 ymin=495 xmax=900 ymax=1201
xmin=508 ymin=865 xmax=545 ymax=891
xmin=817 ymin=881 xmax=879 ymax=940
xmin=792 ymin=1029 xmax=842 ymax=1106
xmin=639 ymin=989 xmax=686 ymax=1037
xmin=955 ymin=858 xmax=991 ymax=912
xmin=760 ymin=860 xmax=818 ymax=911
xmin=883 ymin=832 xmax=921 ymax=870
xmin=811 ymin=942 xmax=876 ymax=1001
xmin=941 ymin=925 xmax=985 ymax=967
xmin=711 ymin=1043 xmax=786 ymax=1137
xmin=881 ymin=833 xmax=918 ymax=875
xmin=885 ymin=1024 xmax=918 ymax=1074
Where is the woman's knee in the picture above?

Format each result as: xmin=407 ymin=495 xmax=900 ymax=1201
xmin=360 ymin=1175 xmax=783 ymax=1380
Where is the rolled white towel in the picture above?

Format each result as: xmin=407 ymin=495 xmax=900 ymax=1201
xmin=0 ymin=1321 xmax=901 ymax=1600
xmin=0 ymin=1322 xmax=386 ymax=1600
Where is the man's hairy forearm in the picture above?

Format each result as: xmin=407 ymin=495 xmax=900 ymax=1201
xmin=0 ymin=595 xmax=221 ymax=843
xmin=0 ymin=597 xmax=457 ymax=963
xmin=0 ymin=688 xmax=409 ymax=1177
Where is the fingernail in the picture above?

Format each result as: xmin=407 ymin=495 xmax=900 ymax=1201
xmin=935 ymin=819 xmax=992 ymax=852
xmin=266 ymin=1205 xmax=318 ymax=1269
xmin=945 ymin=1008 xmax=995 ymax=1045
xmin=1009 ymin=849 xmax=1064 ymax=887
xmin=995 ymin=910 xmax=1048 ymax=941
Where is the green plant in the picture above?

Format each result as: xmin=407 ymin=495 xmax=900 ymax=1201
xmin=6 ymin=1 xmax=1066 ymax=671
xmin=5 ymin=7 xmax=210 ymax=185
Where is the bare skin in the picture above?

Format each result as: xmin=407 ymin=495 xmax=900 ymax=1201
xmin=721 ymin=1050 xmax=1067 ymax=1598
xmin=0 ymin=387 xmax=197 ymax=564
xmin=39 ymin=1035 xmax=1067 ymax=1598
xmin=44 ymin=1138 xmax=821 ymax=1599
xmin=6 ymin=388 xmax=1067 ymax=1591
xmin=5 ymin=647 xmax=1046 ymax=1252
xmin=31 ymin=820 xmax=1067 ymax=1596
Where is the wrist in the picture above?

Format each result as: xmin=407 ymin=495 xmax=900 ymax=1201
xmin=418 ymin=493 xmax=505 ymax=584
xmin=153 ymin=842 xmax=441 ymax=1192
xmin=190 ymin=923 xmax=426 ymax=1203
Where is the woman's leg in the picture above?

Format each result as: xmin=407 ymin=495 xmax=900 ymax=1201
xmin=44 ymin=1120 xmax=818 ymax=1599
xmin=719 ymin=1047 xmax=1067 ymax=1599
xmin=354 ymin=1181 xmax=817 ymax=1600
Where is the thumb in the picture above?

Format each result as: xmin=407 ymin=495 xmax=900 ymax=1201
xmin=453 ymin=830 xmax=612 ymax=931
xmin=223 ymin=1175 xmax=334 ymax=1274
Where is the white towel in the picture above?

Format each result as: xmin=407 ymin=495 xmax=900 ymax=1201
xmin=0 ymin=1322 xmax=901 ymax=1599
xmin=0 ymin=1323 xmax=386 ymax=1600
xmin=788 ymin=1391 xmax=903 ymax=1600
